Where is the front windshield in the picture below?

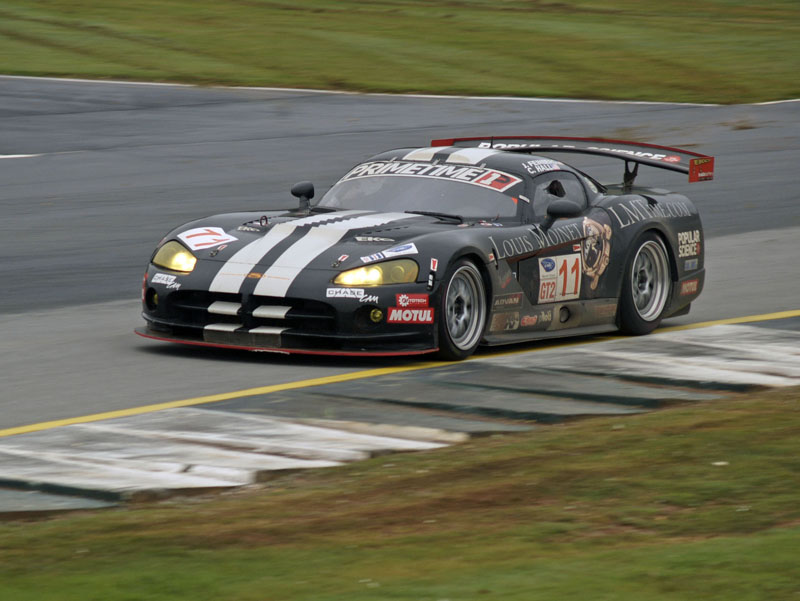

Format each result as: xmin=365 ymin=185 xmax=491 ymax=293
xmin=318 ymin=161 xmax=524 ymax=218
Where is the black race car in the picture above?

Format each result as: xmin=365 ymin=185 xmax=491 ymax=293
xmin=136 ymin=136 xmax=713 ymax=360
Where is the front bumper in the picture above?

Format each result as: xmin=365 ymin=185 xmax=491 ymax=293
xmin=139 ymin=281 xmax=439 ymax=356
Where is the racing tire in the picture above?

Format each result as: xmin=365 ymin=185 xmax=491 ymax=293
xmin=618 ymin=232 xmax=672 ymax=335
xmin=437 ymin=259 xmax=487 ymax=361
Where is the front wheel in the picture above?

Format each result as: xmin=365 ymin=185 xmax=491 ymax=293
xmin=618 ymin=233 xmax=672 ymax=335
xmin=436 ymin=260 xmax=487 ymax=360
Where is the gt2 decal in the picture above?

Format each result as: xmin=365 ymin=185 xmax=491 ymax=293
xmin=539 ymin=253 xmax=582 ymax=302
xmin=177 ymin=227 xmax=237 ymax=250
xmin=387 ymin=307 xmax=434 ymax=324
xmin=582 ymin=216 xmax=612 ymax=290
xmin=341 ymin=161 xmax=522 ymax=193
xmin=607 ymin=199 xmax=691 ymax=229
xmin=678 ymin=230 xmax=701 ymax=258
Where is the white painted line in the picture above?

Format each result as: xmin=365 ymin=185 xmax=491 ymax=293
xmin=0 ymin=154 xmax=43 ymax=159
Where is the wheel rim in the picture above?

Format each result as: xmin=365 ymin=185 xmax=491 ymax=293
xmin=444 ymin=265 xmax=486 ymax=351
xmin=630 ymin=240 xmax=670 ymax=321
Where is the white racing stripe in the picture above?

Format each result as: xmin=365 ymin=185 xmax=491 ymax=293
xmin=209 ymin=210 xmax=367 ymax=293
xmin=446 ymin=147 xmax=500 ymax=165
xmin=403 ymin=147 xmax=447 ymax=161
xmin=254 ymin=212 xmax=416 ymax=297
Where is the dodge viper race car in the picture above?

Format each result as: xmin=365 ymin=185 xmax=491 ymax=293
xmin=136 ymin=136 xmax=713 ymax=360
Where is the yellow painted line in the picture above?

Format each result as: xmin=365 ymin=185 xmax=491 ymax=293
xmin=2 ymin=308 xmax=798 ymax=438
xmin=656 ymin=308 xmax=800 ymax=332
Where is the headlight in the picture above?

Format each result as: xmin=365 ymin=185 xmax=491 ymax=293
xmin=152 ymin=241 xmax=197 ymax=273
xmin=333 ymin=259 xmax=418 ymax=286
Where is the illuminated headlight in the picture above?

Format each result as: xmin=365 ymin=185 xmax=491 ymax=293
xmin=333 ymin=259 xmax=418 ymax=286
xmin=152 ymin=241 xmax=197 ymax=273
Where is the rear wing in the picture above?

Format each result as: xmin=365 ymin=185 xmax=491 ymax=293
xmin=431 ymin=136 xmax=714 ymax=190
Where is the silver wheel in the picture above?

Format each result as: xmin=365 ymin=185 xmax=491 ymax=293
xmin=444 ymin=263 xmax=486 ymax=351
xmin=630 ymin=239 xmax=670 ymax=322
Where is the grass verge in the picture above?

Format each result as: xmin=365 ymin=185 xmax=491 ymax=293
xmin=0 ymin=1 xmax=798 ymax=103
xmin=0 ymin=386 xmax=798 ymax=600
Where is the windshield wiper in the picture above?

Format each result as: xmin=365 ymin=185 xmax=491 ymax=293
xmin=405 ymin=210 xmax=463 ymax=223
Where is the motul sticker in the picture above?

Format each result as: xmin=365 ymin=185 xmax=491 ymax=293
xmin=387 ymin=307 xmax=434 ymax=324
xmin=178 ymin=227 xmax=237 ymax=251
xmin=396 ymin=293 xmax=428 ymax=308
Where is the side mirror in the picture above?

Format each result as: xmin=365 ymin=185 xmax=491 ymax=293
xmin=541 ymin=199 xmax=582 ymax=231
xmin=291 ymin=181 xmax=315 ymax=212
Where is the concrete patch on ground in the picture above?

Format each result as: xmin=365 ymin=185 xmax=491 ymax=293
xmin=1 ymin=322 xmax=798 ymax=512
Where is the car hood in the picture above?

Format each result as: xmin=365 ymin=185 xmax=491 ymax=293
xmin=172 ymin=210 xmax=455 ymax=297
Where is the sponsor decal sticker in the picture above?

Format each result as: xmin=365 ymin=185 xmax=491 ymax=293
xmin=430 ymin=258 xmax=439 ymax=272
xmin=664 ymin=155 xmax=682 ymax=163
xmin=582 ymin=216 xmax=612 ymax=290
xmin=541 ymin=258 xmax=556 ymax=272
xmin=520 ymin=314 xmax=538 ymax=327
xmin=341 ymin=160 xmax=522 ymax=193
xmin=327 ymin=288 xmax=366 ymax=298
xmin=678 ymin=230 xmax=701 ymax=258
xmin=152 ymin=273 xmax=176 ymax=285
xmin=491 ymin=311 xmax=520 ymax=332
xmin=680 ymin=279 xmax=699 ymax=296
xmin=523 ymin=159 xmax=560 ymax=175
xmin=493 ymin=292 xmax=522 ymax=309
xmin=178 ymin=227 xmax=237 ymax=251
xmin=383 ymin=243 xmax=418 ymax=257
xmin=355 ymin=236 xmax=394 ymax=243
xmin=327 ymin=288 xmax=380 ymax=303
xmin=237 ymin=225 xmax=260 ymax=232
xmin=396 ymin=293 xmax=429 ymax=308
xmin=607 ymin=199 xmax=691 ymax=229
xmin=387 ymin=307 xmax=434 ymax=324
xmin=338 ymin=254 xmax=349 ymax=263
xmin=360 ymin=243 xmax=418 ymax=264
xmin=539 ymin=253 xmax=582 ymax=303
xmin=684 ymin=258 xmax=699 ymax=271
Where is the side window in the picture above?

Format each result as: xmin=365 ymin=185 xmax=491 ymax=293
xmin=531 ymin=172 xmax=588 ymax=221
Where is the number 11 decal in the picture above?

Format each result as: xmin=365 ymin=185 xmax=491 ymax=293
xmin=538 ymin=253 xmax=582 ymax=303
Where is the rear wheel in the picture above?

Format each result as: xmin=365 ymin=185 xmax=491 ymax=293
xmin=618 ymin=233 xmax=671 ymax=335
xmin=437 ymin=260 xmax=487 ymax=360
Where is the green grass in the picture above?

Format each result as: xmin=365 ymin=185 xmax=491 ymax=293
xmin=0 ymin=1 xmax=798 ymax=103
xmin=1 ymin=386 xmax=799 ymax=600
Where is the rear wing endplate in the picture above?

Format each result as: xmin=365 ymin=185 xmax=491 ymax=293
xmin=431 ymin=136 xmax=714 ymax=185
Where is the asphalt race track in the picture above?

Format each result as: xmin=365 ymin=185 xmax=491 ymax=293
xmin=1 ymin=75 xmax=799 ymax=434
